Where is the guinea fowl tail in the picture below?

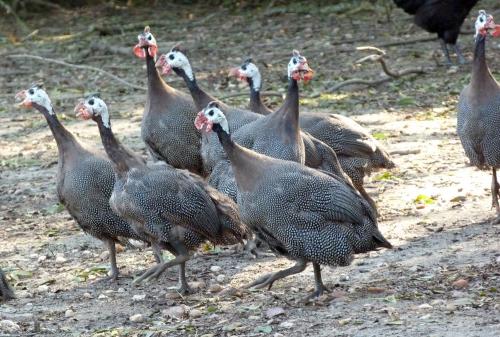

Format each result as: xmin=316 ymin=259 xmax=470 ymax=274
xmin=205 ymin=187 xmax=252 ymax=245
xmin=372 ymin=227 xmax=393 ymax=249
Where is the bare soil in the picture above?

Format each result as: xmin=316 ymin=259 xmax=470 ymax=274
xmin=0 ymin=2 xmax=499 ymax=336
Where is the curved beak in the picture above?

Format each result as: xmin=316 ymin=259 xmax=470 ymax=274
xmin=15 ymin=90 xmax=31 ymax=108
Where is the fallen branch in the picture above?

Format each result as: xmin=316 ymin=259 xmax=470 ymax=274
xmin=323 ymin=46 xmax=427 ymax=93
xmin=6 ymin=54 xmax=145 ymax=91
xmin=389 ymin=149 xmax=421 ymax=156
xmin=220 ymin=91 xmax=283 ymax=100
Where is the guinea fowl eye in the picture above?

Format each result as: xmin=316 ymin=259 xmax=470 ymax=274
xmin=148 ymin=35 xmax=152 ymax=41
xmin=293 ymin=58 xmax=297 ymax=64
xmin=89 ymin=99 xmax=94 ymax=105
xmin=28 ymin=89 xmax=34 ymax=95
xmin=242 ymin=65 xmax=247 ymax=71
xmin=208 ymin=110 xmax=214 ymax=116
xmin=169 ymin=54 xmax=175 ymax=60
xmin=480 ymin=17 xmax=484 ymax=23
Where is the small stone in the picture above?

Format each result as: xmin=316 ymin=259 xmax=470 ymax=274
xmin=65 ymin=309 xmax=75 ymax=318
xmin=331 ymin=290 xmax=347 ymax=299
xmin=189 ymin=309 xmax=202 ymax=319
xmin=82 ymin=292 xmax=92 ymax=299
xmin=452 ymin=279 xmax=468 ymax=289
xmin=208 ymin=284 xmax=223 ymax=293
xmin=36 ymin=285 xmax=49 ymax=293
xmin=98 ymin=294 xmax=108 ymax=300
xmin=164 ymin=292 xmax=181 ymax=300
xmin=129 ymin=314 xmax=144 ymax=323
xmin=0 ymin=320 xmax=21 ymax=333
xmin=446 ymin=304 xmax=456 ymax=312
xmin=339 ymin=274 xmax=349 ymax=282
xmin=162 ymin=305 xmax=187 ymax=319
xmin=265 ymin=307 xmax=285 ymax=319
xmin=117 ymin=288 xmax=125 ymax=293
xmin=417 ymin=303 xmax=433 ymax=310
xmin=215 ymin=274 xmax=225 ymax=283
xmin=248 ymin=315 xmax=260 ymax=320
xmin=55 ymin=254 xmax=67 ymax=264
xmin=366 ymin=287 xmax=385 ymax=294
xmin=190 ymin=280 xmax=206 ymax=291
xmin=132 ymin=294 xmax=146 ymax=302
xmin=100 ymin=250 xmax=109 ymax=260
xmin=37 ymin=255 xmax=47 ymax=263
xmin=274 ymin=333 xmax=285 ymax=337
xmin=210 ymin=266 xmax=222 ymax=273
xmin=279 ymin=321 xmax=294 ymax=328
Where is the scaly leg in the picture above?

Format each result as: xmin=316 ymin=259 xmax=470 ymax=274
xmin=178 ymin=262 xmax=192 ymax=295
xmin=491 ymin=168 xmax=500 ymax=224
xmin=454 ymin=43 xmax=467 ymax=65
xmin=302 ymin=263 xmax=330 ymax=302
xmin=151 ymin=242 xmax=164 ymax=264
xmin=439 ymin=39 xmax=453 ymax=66
xmin=105 ymin=239 xmax=119 ymax=281
xmin=245 ymin=259 xmax=307 ymax=290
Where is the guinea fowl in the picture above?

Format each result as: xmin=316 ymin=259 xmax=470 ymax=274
xmin=393 ymin=0 xmax=479 ymax=65
xmin=75 ymin=95 xmax=249 ymax=293
xmin=207 ymin=51 xmax=352 ymax=202
xmin=457 ymin=11 xmax=500 ymax=223
xmin=231 ymin=59 xmax=394 ymax=209
xmin=0 ymin=269 xmax=15 ymax=301
xmin=133 ymin=27 xmax=203 ymax=175
xmin=155 ymin=47 xmax=261 ymax=174
xmin=15 ymin=85 xmax=150 ymax=281
xmin=195 ymin=105 xmax=392 ymax=300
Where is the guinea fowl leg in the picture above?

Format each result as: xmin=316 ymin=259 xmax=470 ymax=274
xmin=151 ymin=242 xmax=164 ymax=264
xmin=99 ymin=239 xmax=119 ymax=282
xmin=245 ymin=259 xmax=307 ymax=290
xmin=178 ymin=262 xmax=192 ymax=295
xmin=491 ymin=168 xmax=500 ymax=224
xmin=454 ymin=43 xmax=467 ymax=65
xmin=439 ymin=39 xmax=453 ymax=66
xmin=302 ymin=263 xmax=330 ymax=302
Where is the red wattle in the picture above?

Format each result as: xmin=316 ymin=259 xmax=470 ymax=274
xmin=148 ymin=45 xmax=158 ymax=57
xmin=133 ymin=45 xmax=146 ymax=59
xmin=492 ymin=25 xmax=500 ymax=37
xmin=194 ymin=112 xmax=208 ymax=130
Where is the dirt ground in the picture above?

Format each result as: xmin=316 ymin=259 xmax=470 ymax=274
xmin=1 ymin=2 xmax=499 ymax=336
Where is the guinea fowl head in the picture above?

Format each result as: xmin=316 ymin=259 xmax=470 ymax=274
xmin=133 ymin=26 xmax=158 ymax=59
xmin=15 ymin=83 xmax=54 ymax=114
xmin=287 ymin=50 xmax=314 ymax=83
xmin=74 ymin=94 xmax=110 ymax=128
xmin=156 ymin=46 xmax=194 ymax=80
xmin=194 ymin=101 xmax=229 ymax=133
xmin=229 ymin=58 xmax=261 ymax=91
xmin=475 ymin=10 xmax=500 ymax=39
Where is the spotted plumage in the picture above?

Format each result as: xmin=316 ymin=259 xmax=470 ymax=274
xmin=16 ymin=85 xmax=149 ymax=281
xmin=231 ymin=60 xmax=394 ymax=208
xmin=78 ymin=95 xmax=249 ymax=293
xmin=196 ymin=106 xmax=392 ymax=299
xmin=457 ymin=10 xmax=500 ymax=220
xmin=134 ymin=27 xmax=204 ymax=175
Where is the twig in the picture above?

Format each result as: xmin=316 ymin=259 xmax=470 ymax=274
xmin=389 ymin=149 xmax=421 ymax=156
xmin=220 ymin=91 xmax=283 ymax=100
xmin=6 ymin=54 xmax=145 ymax=91
xmin=323 ymin=46 xmax=427 ymax=93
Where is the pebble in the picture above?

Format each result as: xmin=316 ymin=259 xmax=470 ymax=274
xmin=189 ymin=309 xmax=202 ymax=319
xmin=248 ymin=315 xmax=260 ymax=320
xmin=208 ymin=284 xmax=223 ymax=293
xmin=339 ymin=274 xmax=349 ymax=282
xmin=82 ymin=293 xmax=92 ymax=299
xmin=0 ymin=320 xmax=21 ymax=333
xmin=452 ymin=279 xmax=469 ymax=289
xmin=55 ymin=254 xmax=67 ymax=264
xmin=98 ymin=294 xmax=108 ymax=300
xmin=129 ymin=314 xmax=144 ymax=323
xmin=210 ymin=266 xmax=222 ymax=273
xmin=279 ymin=321 xmax=294 ymax=328
xmin=190 ymin=280 xmax=206 ymax=291
xmin=117 ymin=288 xmax=126 ymax=293
xmin=36 ymin=285 xmax=49 ymax=293
xmin=100 ymin=250 xmax=109 ymax=260
xmin=162 ymin=305 xmax=187 ymax=319
xmin=132 ymin=294 xmax=146 ymax=302
xmin=65 ymin=309 xmax=75 ymax=318
xmin=215 ymin=274 xmax=225 ymax=283
xmin=37 ymin=255 xmax=47 ymax=263
xmin=417 ymin=303 xmax=433 ymax=310
xmin=164 ymin=292 xmax=181 ymax=300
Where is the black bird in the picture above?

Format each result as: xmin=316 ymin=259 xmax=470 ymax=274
xmin=393 ymin=0 xmax=479 ymax=65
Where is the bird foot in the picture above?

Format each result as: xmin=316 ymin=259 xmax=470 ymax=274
xmin=301 ymin=285 xmax=330 ymax=303
xmin=133 ymin=264 xmax=166 ymax=284
xmin=91 ymin=271 xmax=121 ymax=284
xmin=177 ymin=284 xmax=193 ymax=295
xmin=243 ymin=272 xmax=277 ymax=290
